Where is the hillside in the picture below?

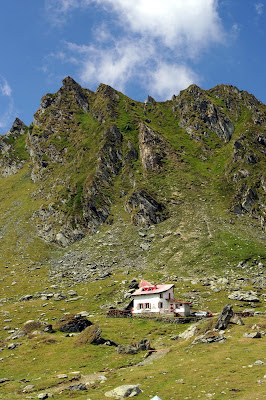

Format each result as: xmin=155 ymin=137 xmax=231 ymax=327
xmin=0 ymin=78 xmax=265 ymax=400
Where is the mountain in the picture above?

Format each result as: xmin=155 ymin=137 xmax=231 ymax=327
xmin=0 ymin=78 xmax=265 ymax=400
xmin=0 ymin=77 xmax=265 ymax=271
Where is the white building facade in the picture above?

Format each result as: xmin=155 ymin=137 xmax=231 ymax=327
xmin=132 ymin=280 xmax=191 ymax=316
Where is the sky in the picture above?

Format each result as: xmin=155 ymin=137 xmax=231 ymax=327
xmin=0 ymin=0 xmax=265 ymax=134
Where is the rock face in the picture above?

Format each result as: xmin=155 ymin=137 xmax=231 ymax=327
xmin=125 ymin=189 xmax=167 ymax=226
xmin=1 ymin=77 xmax=265 ymax=248
xmin=0 ymin=118 xmax=28 ymax=177
xmin=174 ymin=85 xmax=235 ymax=142
xmin=139 ymin=123 xmax=166 ymax=175
xmin=214 ymin=304 xmax=234 ymax=330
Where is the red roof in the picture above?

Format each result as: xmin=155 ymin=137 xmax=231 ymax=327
xmin=168 ymin=298 xmax=191 ymax=304
xmin=139 ymin=280 xmax=153 ymax=288
xmin=132 ymin=282 xmax=174 ymax=296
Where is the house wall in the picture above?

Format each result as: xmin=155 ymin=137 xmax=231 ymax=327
xmin=133 ymin=288 xmax=174 ymax=314
xmin=174 ymin=303 xmax=191 ymax=317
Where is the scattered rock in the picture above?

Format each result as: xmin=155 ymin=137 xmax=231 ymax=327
xmin=193 ymin=331 xmax=226 ymax=344
xmin=228 ymin=291 xmax=260 ymax=302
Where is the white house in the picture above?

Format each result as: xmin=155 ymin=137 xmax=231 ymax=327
xmin=132 ymin=280 xmax=191 ymax=316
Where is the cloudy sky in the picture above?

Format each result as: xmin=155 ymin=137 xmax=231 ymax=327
xmin=0 ymin=0 xmax=265 ymax=133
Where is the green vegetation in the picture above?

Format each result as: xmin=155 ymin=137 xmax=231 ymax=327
xmin=0 ymin=80 xmax=265 ymax=400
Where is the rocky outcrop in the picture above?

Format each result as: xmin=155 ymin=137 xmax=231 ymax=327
xmin=125 ymin=189 xmax=167 ymax=226
xmin=139 ymin=123 xmax=166 ymax=174
xmin=0 ymin=118 xmax=28 ymax=177
xmin=214 ymin=304 xmax=234 ymax=330
xmin=174 ymin=84 xmax=235 ymax=142
xmin=92 ymin=83 xmax=119 ymax=123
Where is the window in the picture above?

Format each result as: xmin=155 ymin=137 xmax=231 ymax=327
xmin=138 ymin=303 xmax=143 ymax=309
xmin=159 ymin=293 xmax=163 ymax=298
xmin=145 ymin=303 xmax=151 ymax=309
xmin=158 ymin=302 xmax=163 ymax=309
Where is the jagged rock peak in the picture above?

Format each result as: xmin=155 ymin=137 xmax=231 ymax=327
xmin=144 ymin=95 xmax=156 ymax=105
xmin=96 ymin=83 xmax=120 ymax=101
xmin=62 ymin=76 xmax=81 ymax=90
xmin=6 ymin=118 xmax=27 ymax=137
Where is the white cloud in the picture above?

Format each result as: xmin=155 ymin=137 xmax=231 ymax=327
xmin=149 ymin=64 xmax=199 ymax=99
xmin=0 ymin=77 xmax=15 ymax=132
xmin=66 ymin=39 xmax=151 ymax=91
xmin=98 ymin=0 xmax=223 ymax=51
xmin=0 ymin=76 xmax=12 ymax=97
xmin=45 ymin=0 xmax=224 ymax=99
xmin=255 ymin=3 xmax=264 ymax=15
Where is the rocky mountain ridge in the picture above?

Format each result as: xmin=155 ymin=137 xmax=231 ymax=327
xmin=0 ymin=77 xmax=265 ymax=249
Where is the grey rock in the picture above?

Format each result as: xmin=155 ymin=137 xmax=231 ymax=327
xmin=105 ymin=384 xmax=142 ymax=398
xmin=0 ymin=378 xmax=10 ymax=383
xmin=214 ymin=304 xmax=234 ymax=330
xmin=67 ymin=383 xmax=87 ymax=391
xmin=243 ymin=332 xmax=261 ymax=339
xmin=23 ymin=385 xmax=35 ymax=392
xmin=254 ymin=360 xmax=265 ymax=366
xmin=37 ymin=393 xmax=49 ymax=399
xmin=231 ymin=315 xmax=244 ymax=325
xmin=125 ymin=189 xmax=167 ymax=226
xmin=57 ymin=315 xmax=92 ymax=333
xmin=228 ymin=291 xmax=260 ymax=302
xmin=144 ymin=95 xmax=156 ymax=105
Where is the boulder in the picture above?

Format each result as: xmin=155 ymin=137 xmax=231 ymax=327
xmin=105 ymin=384 xmax=142 ymax=398
xmin=67 ymin=383 xmax=87 ymax=391
xmin=214 ymin=304 xmax=233 ymax=330
xmin=243 ymin=332 xmax=261 ymax=339
xmin=55 ymin=315 xmax=92 ymax=333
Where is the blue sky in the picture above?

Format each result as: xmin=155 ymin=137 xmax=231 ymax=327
xmin=0 ymin=0 xmax=265 ymax=133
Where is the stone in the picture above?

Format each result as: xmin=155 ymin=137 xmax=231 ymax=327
xmin=105 ymin=384 xmax=142 ymax=398
xmin=214 ymin=304 xmax=234 ymax=330
xmin=253 ymin=360 xmax=265 ymax=366
xmin=0 ymin=378 xmax=10 ymax=383
xmin=23 ymin=385 xmax=35 ymax=392
xmin=179 ymin=323 xmax=199 ymax=340
xmin=37 ymin=393 xmax=49 ymax=399
xmin=7 ymin=343 xmax=21 ymax=350
xmin=243 ymin=332 xmax=261 ymax=339
xmin=192 ymin=331 xmax=226 ymax=344
xmin=57 ymin=374 xmax=68 ymax=379
xmin=67 ymin=383 xmax=87 ymax=391
xmin=56 ymin=315 xmax=92 ymax=333
xmin=231 ymin=315 xmax=244 ymax=325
